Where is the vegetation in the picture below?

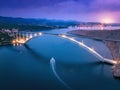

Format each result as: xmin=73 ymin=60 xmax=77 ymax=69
xmin=0 ymin=16 xmax=80 ymax=31
xmin=0 ymin=32 xmax=13 ymax=45
xmin=0 ymin=23 xmax=61 ymax=31
xmin=68 ymin=30 xmax=120 ymax=41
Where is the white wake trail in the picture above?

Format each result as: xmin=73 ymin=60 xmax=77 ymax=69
xmin=50 ymin=57 xmax=72 ymax=90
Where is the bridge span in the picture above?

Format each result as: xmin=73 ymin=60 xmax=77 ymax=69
xmin=12 ymin=31 xmax=117 ymax=65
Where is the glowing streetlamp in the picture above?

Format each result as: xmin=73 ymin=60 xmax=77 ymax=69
xmin=61 ymin=34 xmax=67 ymax=38
xmin=39 ymin=32 xmax=42 ymax=36
xmin=34 ymin=33 xmax=37 ymax=37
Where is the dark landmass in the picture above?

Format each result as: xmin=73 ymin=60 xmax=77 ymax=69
xmin=0 ymin=16 xmax=80 ymax=30
xmin=105 ymin=41 xmax=120 ymax=61
xmin=0 ymin=16 xmax=79 ymax=26
xmin=1 ymin=16 xmax=120 ymax=31
xmin=112 ymin=63 xmax=120 ymax=78
xmin=0 ymin=31 xmax=13 ymax=45
xmin=0 ymin=23 xmax=60 ymax=31
xmin=68 ymin=30 xmax=120 ymax=41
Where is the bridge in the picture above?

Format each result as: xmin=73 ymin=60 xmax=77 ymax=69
xmin=11 ymin=31 xmax=117 ymax=65
xmin=12 ymin=31 xmax=42 ymax=45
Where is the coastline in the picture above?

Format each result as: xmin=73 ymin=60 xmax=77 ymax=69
xmin=67 ymin=29 xmax=120 ymax=62
xmin=0 ymin=42 xmax=12 ymax=46
xmin=0 ymin=31 xmax=13 ymax=46
xmin=67 ymin=30 xmax=120 ymax=42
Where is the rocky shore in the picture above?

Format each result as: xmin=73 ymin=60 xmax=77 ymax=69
xmin=68 ymin=30 xmax=120 ymax=41
xmin=68 ymin=29 xmax=120 ymax=78
xmin=112 ymin=63 xmax=120 ymax=78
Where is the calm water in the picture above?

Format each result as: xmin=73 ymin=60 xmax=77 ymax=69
xmin=0 ymin=29 xmax=120 ymax=90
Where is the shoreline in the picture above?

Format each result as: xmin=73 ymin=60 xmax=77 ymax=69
xmin=0 ymin=42 xmax=12 ymax=46
xmin=67 ymin=30 xmax=120 ymax=42
xmin=60 ymin=35 xmax=117 ymax=65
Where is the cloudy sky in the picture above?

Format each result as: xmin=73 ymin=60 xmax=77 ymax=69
xmin=0 ymin=0 xmax=120 ymax=23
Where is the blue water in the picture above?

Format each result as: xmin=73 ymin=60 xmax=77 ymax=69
xmin=0 ymin=29 xmax=120 ymax=90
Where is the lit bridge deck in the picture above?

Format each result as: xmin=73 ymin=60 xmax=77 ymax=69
xmin=12 ymin=31 xmax=117 ymax=65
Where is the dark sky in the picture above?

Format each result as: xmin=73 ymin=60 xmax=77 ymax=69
xmin=0 ymin=0 xmax=120 ymax=22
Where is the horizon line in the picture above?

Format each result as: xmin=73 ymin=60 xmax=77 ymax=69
xmin=0 ymin=15 xmax=120 ymax=24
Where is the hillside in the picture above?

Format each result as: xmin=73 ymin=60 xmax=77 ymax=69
xmin=68 ymin=30 xmax=120 ymax=41
xmin=0 ymin=16 xmax=79 ymax=27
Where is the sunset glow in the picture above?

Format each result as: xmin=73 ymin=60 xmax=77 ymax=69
xmin=99 ymin=13 xmax=116 ymax=24
xmin=101 ymin=18 xmax=115 ymax=24
xmin=0 ymin=0 xmax=120 ymax=23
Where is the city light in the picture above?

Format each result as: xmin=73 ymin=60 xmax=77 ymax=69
xmin=34 ymin=33 xmax=37 ymax=37
xmin=60 ymin=34 xmax=67 ymax=38
xmin=39 ymin=32 xmax=42 ymax=36
xmin=11 ymin=32 xmax=43 ymax=46
xmin=29 ymin=35 xmax=33 ymax=38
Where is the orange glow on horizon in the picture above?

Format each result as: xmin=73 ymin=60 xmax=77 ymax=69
xmin=99 ymin=13 xmax=116 ymax=24
xmin=101 ymin=18 xmax=114 ymax=24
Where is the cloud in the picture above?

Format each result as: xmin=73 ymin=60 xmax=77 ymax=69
xmin=0 ymin=0 xmax=69 ymax=8
xmin=0 ymin=0 xmax=120 ymax=22
xmin=1 ymin=0 xmax=120 ymax=13
xmin=90 ymin=0 xmax=120 ymax=12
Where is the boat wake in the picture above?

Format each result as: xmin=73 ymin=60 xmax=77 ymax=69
xmin=50 ymin=57 xmax=72 ymax=90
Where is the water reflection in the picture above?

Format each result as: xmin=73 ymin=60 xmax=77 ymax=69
xmin=1 ymin=29 xmax=120 ymax=89
xmin=24 ymin=44 xmax=48 ymax=63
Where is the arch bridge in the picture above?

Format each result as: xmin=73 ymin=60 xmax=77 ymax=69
xmin=12 ymin=31 xmax=117 ymax=65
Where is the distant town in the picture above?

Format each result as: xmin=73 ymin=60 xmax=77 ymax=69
xmin=0 ymin=28 xmax=18 ymax=45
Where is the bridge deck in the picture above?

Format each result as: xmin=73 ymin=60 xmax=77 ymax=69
xmin=13 ymin=32 xmax=117 ymax=65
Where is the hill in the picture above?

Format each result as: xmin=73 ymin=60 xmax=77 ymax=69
xmin=0 ymin=16 xmax=80 ymax=30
